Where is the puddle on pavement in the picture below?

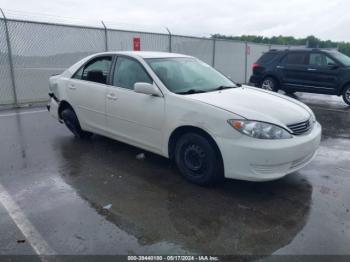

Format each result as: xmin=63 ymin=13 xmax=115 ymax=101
xmin=55 ymin=135 xmax=312 ymax=255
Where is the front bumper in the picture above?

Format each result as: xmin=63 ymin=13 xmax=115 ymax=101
xmin=216 ymin=122 xmax=322 ymax=181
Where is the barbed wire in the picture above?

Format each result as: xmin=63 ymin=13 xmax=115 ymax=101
xmin=0 ymin=8 xmax=168 ymax=35
xmin=0 ymin=8 xmax=213 ymax=36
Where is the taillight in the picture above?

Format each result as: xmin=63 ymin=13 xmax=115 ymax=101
xmin=252 ymin=63 xmax=260 ymax=70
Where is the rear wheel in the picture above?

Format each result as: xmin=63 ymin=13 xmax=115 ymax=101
xmin=342 ymin=85 xmax=350 ymax=105
xmin=261 ymin=77 xmax=278 ymax=92
xmin=61 ymin=108 xmax=92 ymax=139
xmin=174 ymin=133 xmax=223 ymax=185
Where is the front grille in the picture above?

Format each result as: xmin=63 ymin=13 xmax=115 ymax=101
xmin=287 ymin=119 xmax=311 ymax=135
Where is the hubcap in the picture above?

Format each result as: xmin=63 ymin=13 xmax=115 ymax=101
xmin=183 ymin=144 xmax=206 ymax=172
xmin=262 ymin=79 xmax=274 ymax=91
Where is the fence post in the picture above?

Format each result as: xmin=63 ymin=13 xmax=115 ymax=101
xmin=166 ymin=27 xmax=172 ymax=52
xmin=101 ymin=20 xmax=108 ymax=52
xmin=244 ymin=41 xmax=248 ymax=84
xmin=0 ymin=8 xmax=18 ymax=106
xmin=212 ymin=37 xmax=216 ymax=67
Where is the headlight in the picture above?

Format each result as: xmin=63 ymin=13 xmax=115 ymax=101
xmin=310 ymin=111 xmax=316 ymax=124
xmin=228 ymin=120 xmax=292 ymax=139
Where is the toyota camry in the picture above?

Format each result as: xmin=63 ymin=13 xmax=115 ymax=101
xmin=48 ymin=51 xmax=321 ymax=185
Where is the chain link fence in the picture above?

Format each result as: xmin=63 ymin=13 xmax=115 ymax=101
xmin=0 ymin=12 xmax=304 ymax=106
xmin=0 ymin=11 xmax=15 ymax=105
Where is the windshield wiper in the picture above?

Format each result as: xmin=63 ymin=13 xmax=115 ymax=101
xmin=177 ymin=84 xmax=239 ymax=94
xmin=213 ymin=85 xmax=236 ymax=91
xmin=177 ymin=89 xmax=206 ymax=95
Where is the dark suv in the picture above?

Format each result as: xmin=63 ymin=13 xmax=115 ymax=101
xmin=249 ymin=48 xmax=350 ymax=105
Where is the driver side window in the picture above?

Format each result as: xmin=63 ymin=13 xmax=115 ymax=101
xmin=112 ymin=57 xmax=152 ymax=90
xmin=309 ymin=53 xmax=336 ymax=67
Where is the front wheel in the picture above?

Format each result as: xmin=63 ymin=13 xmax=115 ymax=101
xmin=174 ymin=133 xmax=223 ymax=185
xmin=342 ymin=85 xmax=350 ymax=105
xmin=261 ymin=77 xmax=278 ymax=92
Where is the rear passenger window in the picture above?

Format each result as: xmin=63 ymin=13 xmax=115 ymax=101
xmin=257 ymin=52 xmax=279 ymax=64
xmin=281 ymin=53 xmax=307 ymax=65
xmin=73 ymin=56 xmax=112 ymax=84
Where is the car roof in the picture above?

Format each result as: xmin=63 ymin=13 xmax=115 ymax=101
xmin=94 ymin=51 xmax=192 ymax=59
xmin=268 ymin=48 xmax=338 ymax=53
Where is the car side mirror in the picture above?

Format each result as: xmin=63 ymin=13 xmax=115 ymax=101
xmin=328 ymin=63 xmax=339 ymax=70
xmin=134 ymin=82 xmax=162 ymax=97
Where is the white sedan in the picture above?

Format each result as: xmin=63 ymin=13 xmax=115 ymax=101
xmin=48 ymin=51 xmax=321 ymax=185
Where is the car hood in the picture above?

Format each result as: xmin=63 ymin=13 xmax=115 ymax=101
xmin=187 ymin=86 xmax=311 ymax=126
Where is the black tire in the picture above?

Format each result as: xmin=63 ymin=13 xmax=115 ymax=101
xmin=261 ymin=77 xmax=278 ymax=92
xmin=342 ymin=85 xmax=350 ymax=105
xmin=61 ymin=108 xmax=92 ymax=139
xmin=285 ymin=90 xmax=295 ymax=95
xmin=174 ymin=133 xmax=223 ymax=185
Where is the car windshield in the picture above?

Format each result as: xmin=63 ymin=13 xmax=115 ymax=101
xmin=146 ymin=57 xmax=236 ymax=94
xmin=331 ymin=51 xmax=350 ymax=67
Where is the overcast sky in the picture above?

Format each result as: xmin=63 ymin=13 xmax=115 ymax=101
xmin=1 ymin=0 xmax=349 ymax=41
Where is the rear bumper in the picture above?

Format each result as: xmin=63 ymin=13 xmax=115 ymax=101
xmin=249 ymin=75 xmax=263 ymax=86
xmin=47 ymin=97 xmax=59 ymax=120
xmin=216 ymin=122 xmax=322 ymax=181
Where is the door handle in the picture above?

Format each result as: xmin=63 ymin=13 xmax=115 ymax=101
xmin=106 ymin=93 xmax=118 ymax=100
xmin=68 ymin=84 xmax=76 ymax=89
xmin=276 ymin=65 xmax=284 ymax=69
xmin=307 ymin=68 xmax=317 ymax=71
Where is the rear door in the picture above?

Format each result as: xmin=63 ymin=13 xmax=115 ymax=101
xmin=279 ymin=51 xmax=310 ymax=91
xmin=68 ymin=55 xmax=112 ymax=132
xmin=304 ymin=52 xmax=339 ymax=94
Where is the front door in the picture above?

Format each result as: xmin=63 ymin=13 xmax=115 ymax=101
xmin=106 ymin=56 xmax=165 ymax=153
xmin=304 ymin=52 xmax=339 ymax=94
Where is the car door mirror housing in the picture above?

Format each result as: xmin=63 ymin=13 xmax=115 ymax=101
xmin=327 ymin=63 xmax=339 ymax=70
xmin=134 ymin=82 xmax=162 ymax=96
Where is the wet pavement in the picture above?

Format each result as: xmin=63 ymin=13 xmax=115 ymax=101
xmin=0 ymin=92 xmax=349 ymax=257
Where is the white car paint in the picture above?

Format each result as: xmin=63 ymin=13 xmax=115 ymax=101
xmin=49 ymin=51 xmax=321 ymax=182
